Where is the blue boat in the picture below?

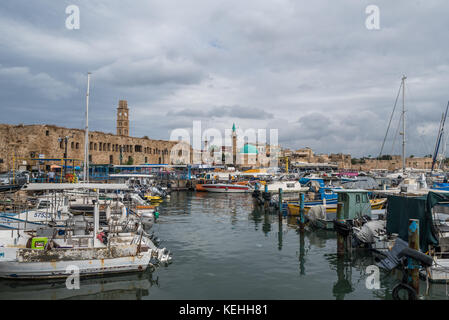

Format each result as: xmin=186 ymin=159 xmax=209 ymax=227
xmin=432 ymin=182 xmax=449 ymax=191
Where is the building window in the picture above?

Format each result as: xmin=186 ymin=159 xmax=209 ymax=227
xmin=45 ymin=130 xmax=49 ymax=136
xmin=76 ymin=142 xmax=79 ymax=149
xmin=109 ymin=155 xmax=113 ymax=164
xmin=71 ymin=142 xmax=74 ymax=149
xmin=94 ymin=143 xmax=97 ymax=151
xmin=89 ymin=155 xmax=92 ymax=162
xmin=90 ymin=142 xmax=93 ymax=150
xmin=145 ymin=157 xmax=148 ymax=163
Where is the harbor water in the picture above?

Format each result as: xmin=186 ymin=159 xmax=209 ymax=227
xmin=0 ymin=192 xmax=448 ymax=300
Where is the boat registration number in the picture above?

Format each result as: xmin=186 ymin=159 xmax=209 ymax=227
xmin=34 ymin=212 xmax=52 ymax=219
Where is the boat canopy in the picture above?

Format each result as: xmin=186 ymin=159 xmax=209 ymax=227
xmin=386 ymin=191 xmax=446 ymax=251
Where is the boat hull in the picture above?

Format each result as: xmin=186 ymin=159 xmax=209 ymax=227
xmin=0 ymin=247 xmax=153 ymax=279
xmin=202 ymin=184 xmax=251 ymax=193
xmin=287 ymin=198 xmax=387 ymax=216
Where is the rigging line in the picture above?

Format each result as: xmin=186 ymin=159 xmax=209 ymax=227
xmin=390 ymin=112 xmax=403 ymax=156
xmin=439 ymin=129 xmax=449 ymax=169
xmin=418 ymin=133 xmax=431 ymax=157
xmin=379 ymin=81 xmax=403 ymax=158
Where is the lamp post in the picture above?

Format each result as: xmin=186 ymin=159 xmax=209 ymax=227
xmin=58 ymin=136 xmax=70 ymax=180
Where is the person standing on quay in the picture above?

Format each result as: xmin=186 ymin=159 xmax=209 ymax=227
xmin=48 ymin=170 xmax=55 ymax=183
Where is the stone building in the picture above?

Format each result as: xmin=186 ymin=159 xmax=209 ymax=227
xmin=353 ymin=156 xmax=436 ymax=171
xmin=0 ymin=100 xmax=191 ymax=172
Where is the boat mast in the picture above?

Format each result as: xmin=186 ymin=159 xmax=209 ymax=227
xmin=84 ymin=72 xmax=91 ymax=183
xmin=401 ymin=75 xmax=407 ymax=175
xmin=431 ymin=101 xmax=449 ymax=172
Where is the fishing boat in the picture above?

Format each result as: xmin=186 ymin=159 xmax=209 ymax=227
xmin=202 ymin=183 xmax=252 ymax=193
xmin=0 ymin=231 xmax=170 ymax=279
xmin=0 ymin=192 xmax=171 ymax=279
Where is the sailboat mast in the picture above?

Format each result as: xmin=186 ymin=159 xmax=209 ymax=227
xmin=84 ymin=72 xmax=91 ymax=182
xmin=401 ymin=75 xmax=407 ymax=175
xmin=432 ymin=101 xmax=449 ymax=171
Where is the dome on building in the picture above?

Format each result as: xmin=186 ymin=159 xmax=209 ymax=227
xmin=240 ymin=144 xmax=258 ymax=154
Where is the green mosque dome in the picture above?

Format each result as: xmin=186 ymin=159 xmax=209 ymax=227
xmin=240 ymin=144 xmax=258 ymax=154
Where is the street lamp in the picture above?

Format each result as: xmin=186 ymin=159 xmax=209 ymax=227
xmin=58 ymin=136 xmax=70 ymax=180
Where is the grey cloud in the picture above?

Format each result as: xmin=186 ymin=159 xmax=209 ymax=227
xmin=166 ymin=106 xmax=273 ymax=119
xmin=93 ymin=57 xmax=205 ymax=87
xmin=0 ymin=65 xmax=77 ymax=100
xmin=1 ymin=0 xmax=449 ymax=157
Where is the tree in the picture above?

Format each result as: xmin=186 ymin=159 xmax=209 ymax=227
xmin=376 ymin=155 xmax=392 ymax=161
xmin=126 ymin=157 xmax=134 ymax=165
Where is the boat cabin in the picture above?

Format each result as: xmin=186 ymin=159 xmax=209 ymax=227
xmin=334 ymin=189 xmax=372 ymax=220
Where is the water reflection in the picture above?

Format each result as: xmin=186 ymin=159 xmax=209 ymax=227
xmin=277 ymin=215 xmax=283 ymax=251
xmin=332 ymin=255 xmax=354 ymax=300
xmin=0 ymin=268 xmax=160 ymax=300
xmin=299 ymin=231 xmax=306 ymax=276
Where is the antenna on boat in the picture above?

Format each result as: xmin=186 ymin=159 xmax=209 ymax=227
xmin=84 ymin=72 xmax=91 ymax=183
xmin=401 ymin=75 xmax=407 ymax=175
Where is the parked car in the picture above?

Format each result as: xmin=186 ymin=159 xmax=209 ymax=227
xmin=0 ymin=172 xmax=28 ymax=185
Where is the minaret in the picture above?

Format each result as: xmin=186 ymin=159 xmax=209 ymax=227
xmin=204 ymin=138 xmax=208 ymax=164
xmin=232 ymin=123 xmax=237 ymax=165
xmin=116 ymin=100 xmax=129 ymax=136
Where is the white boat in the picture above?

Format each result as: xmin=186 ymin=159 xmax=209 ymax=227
xmin=0 ymin=235 xmax=168 ymax=279
xmin=264 ymin=181 xmax=308 ymax=193
xmin=0 ymin=183 xmax=170 ymax=279
xmin=202 ymin=183 xmax=252 ymax=193
xmin=0 ymin=201 xmax=170 ymax=279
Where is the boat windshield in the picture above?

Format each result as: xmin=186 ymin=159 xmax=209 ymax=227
xmin=37 ymin=200 xmax=51 ymax=209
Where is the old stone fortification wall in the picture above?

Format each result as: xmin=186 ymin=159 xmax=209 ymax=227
xmin=0 ymin=124 xmax=182 ymax=172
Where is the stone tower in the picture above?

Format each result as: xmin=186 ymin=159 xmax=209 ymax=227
xmin=232 ymin=123 xmax=237 ymax=165
xmin=117 ymin=100 xmax=129 ymax=136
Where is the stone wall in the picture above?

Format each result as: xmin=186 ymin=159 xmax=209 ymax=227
xmin=0 ymin=124 xmax=189 ymax=172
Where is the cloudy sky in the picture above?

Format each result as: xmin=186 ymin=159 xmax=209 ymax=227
xmin=1 ymin=0 xmax=448 ymax=157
